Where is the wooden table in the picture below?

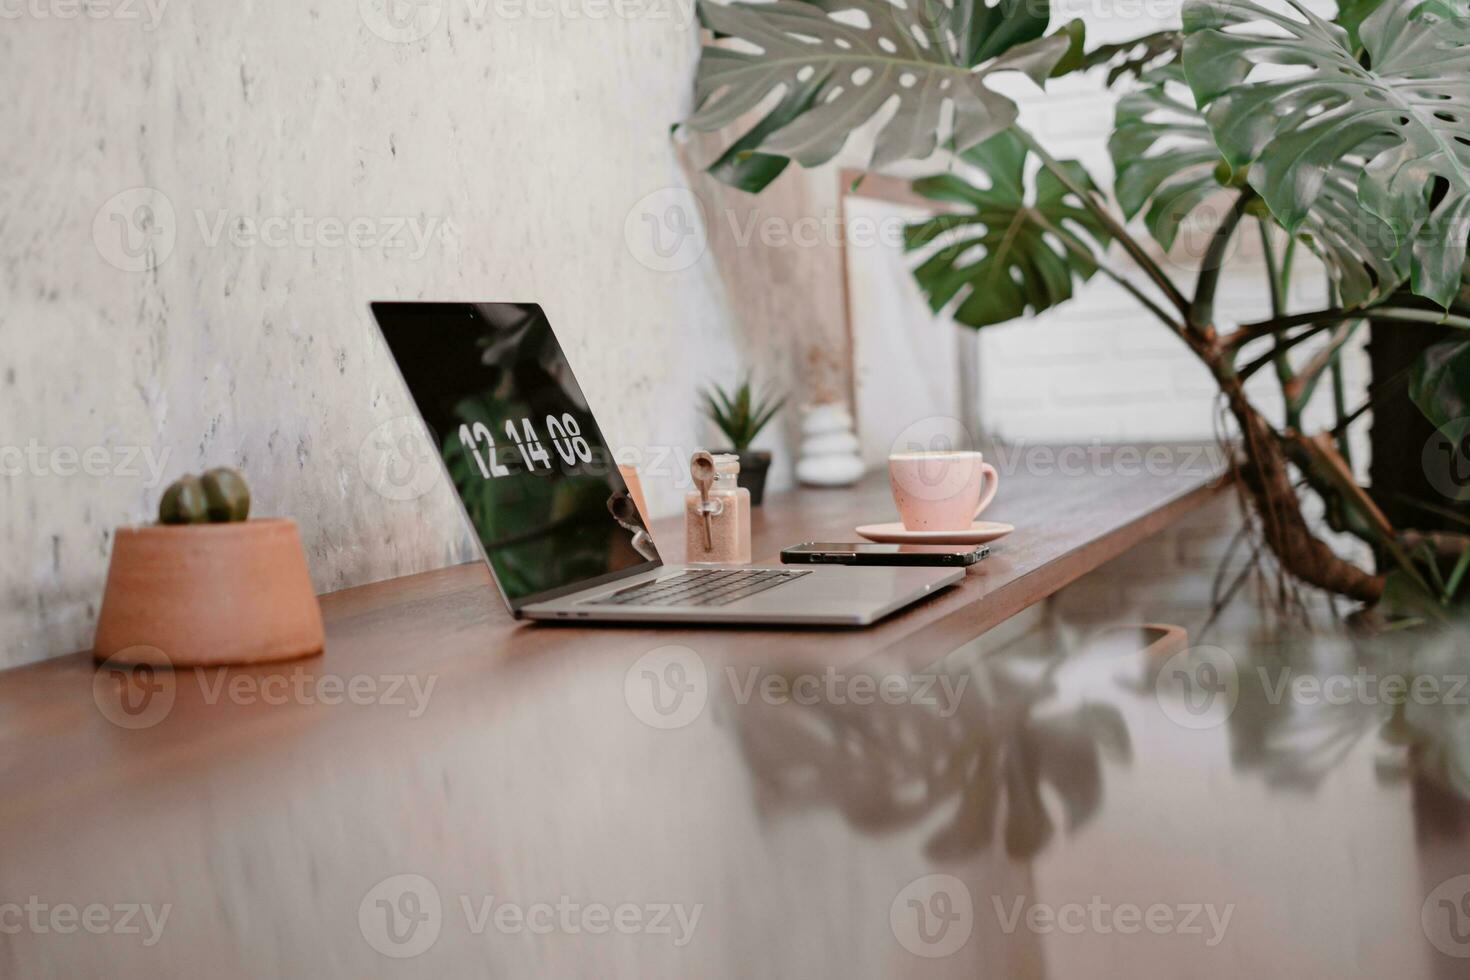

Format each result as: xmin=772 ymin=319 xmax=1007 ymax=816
xmin=7 ymin=452 xmax=1467 ymax=978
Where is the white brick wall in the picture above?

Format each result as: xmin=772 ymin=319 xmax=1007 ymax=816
xmin=982 ymin=15 xmax=1370 ymax=471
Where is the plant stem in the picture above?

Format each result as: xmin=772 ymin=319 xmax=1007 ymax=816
xmin=1013 ymin=126 xmax=1191 ymax=318
xmin=1189 ymin=191 xmax=1253 ymax=330
xmin=1331 ymin=351 xmax=1352 ymax=466
xmin=1287 ymin=319 xmax=1360 ymax=416
xmin=1256 ymin=219 xmax=1303 ymax=429
xmin=1325 ymin=275 xmax=1354 ymax=467
xmin=1329 ymin=361 xmax=1415 ymax=440
xmin=1237 ymin=325 xmax=1332 ymax=381
xmin=1223 ymin=306 xmax=1470 ymax=349
xmin=1260 ymin=220 xmax=1285 ymax=319
xmin=1030 ymin=211 xmax=1185 ymax=333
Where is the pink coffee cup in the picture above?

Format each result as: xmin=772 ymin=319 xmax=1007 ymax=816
xmin=888 ymin=451 xmax=999 ymax=531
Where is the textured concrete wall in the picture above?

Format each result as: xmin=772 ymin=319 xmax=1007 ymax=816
xmin=0 ymin=2 xmax=831 ymax=667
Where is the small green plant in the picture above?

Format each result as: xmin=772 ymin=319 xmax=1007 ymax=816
xmin=159 ymin=467 xmax=251 ymax=524
xmin=702 ymin=376 xmax=785 ymax=453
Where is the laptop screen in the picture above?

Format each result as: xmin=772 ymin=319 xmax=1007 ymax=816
xmin=371 ymin=302 xmax=661 ymax=609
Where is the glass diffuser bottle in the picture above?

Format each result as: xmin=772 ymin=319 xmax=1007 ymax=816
xmin=685 ymin=453 xmax=751 ymax=565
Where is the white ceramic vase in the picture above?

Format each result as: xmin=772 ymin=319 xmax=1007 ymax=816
xmin=795 ymin=403 xmax=864 ymax=487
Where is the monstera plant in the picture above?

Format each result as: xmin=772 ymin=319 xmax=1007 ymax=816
xmin=681 ymin=0 xmax=1470 ymax=622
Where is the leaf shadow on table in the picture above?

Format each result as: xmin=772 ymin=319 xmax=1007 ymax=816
xmin=1132 ymin=625 xmax=1470 ymax=814
xmin=721 ymin=637 xmax=1133 ymax=861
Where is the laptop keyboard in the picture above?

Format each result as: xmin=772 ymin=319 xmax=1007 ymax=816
xmin=583 ymin=568 xmax=811 ymax=608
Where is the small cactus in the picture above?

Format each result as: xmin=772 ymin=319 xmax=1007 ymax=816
xmin=159 ymin=468 xmax=251 ymax=524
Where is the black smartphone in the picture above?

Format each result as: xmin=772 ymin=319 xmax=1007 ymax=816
xmin=780 ymin=542 xmax=990 ymax=567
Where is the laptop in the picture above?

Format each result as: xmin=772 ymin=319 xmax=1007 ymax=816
xmin=370 ymin=301 xmax=963 ymax=626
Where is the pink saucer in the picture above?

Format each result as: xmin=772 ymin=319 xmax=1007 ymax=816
xmin=854 ymin=521 xmax=1014 ymax=545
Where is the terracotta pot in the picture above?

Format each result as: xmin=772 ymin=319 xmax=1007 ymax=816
xmin=93 ymin=518 xmax=324 ymax=666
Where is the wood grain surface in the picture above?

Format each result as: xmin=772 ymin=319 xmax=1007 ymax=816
xmin=25 ymin=451 xmax=1414 ymax=980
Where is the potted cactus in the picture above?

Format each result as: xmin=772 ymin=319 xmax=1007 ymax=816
xmin=93 ymin=468 xmax=324 ymax=666
xmin=702 ymin=375 xmax=785 ymax=505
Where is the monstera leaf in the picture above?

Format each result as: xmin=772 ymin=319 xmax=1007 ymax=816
xmin=1411 ymin=338 xmax=1470 ymax=428
xmin=1182 ymin=0 xmax=1470 ymax=308
xmin=1109 ymin=66 xmax=1224 ymax=253
xmin=686 ymin=0 xmax=1071 ymax=192
xmin=1112 ymin=65 xmax=1406 ymax=305
xmin=903 ymin=131 xmax=1110 ymax=328
xmin=1334 ymin=0 xmax=1388 ymax=49
xmin=1075 ymin=29 xmax=1182 ymax=85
